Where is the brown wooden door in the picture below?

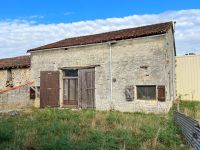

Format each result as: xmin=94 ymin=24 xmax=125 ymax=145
xmin=79 ymin=68 xmax=95 ymax=108
xmin=40 ymin=71 xmax=60 ymax=108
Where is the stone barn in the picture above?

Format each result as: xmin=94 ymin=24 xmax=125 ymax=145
xmin=27 ymin=22 xmax=176 ymax=113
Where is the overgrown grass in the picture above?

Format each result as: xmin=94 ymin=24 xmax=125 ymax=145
xmin=0 ymin=108 xmax=186 ymax=150
xmin=179 ymin=100 xmax=200 ymax=121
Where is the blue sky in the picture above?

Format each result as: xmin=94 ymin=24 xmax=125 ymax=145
xmin=0 ymin=1 xmax=200 ymax=58
xmin=1 ymin=0 xmax=200 ymax=24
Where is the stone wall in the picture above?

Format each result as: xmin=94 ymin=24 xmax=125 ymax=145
xmin=0 ymin=70 xmax=7 ymax=90
xmin=111 ymin=35 xmax=170 ymax=112
xmin=0 ymin=84 xmax=33 ymax=110
xmin=31 ymin=43 xmax=111 ymax=110
xmin=0 ymin=68 xmax=31 ymax=90
xmin=31 ymin=33 xmax=175 ymax=113
xmin=12 ymin=68 xmax=31 ymax=86
xmin=164 ymin=28 xmax=176 ymax=108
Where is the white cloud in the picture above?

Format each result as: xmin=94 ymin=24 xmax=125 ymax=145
xmin=0 ymin=9 xmax=200 ymax=58
xmin=64 ymin=12 xmax=74 ymax=16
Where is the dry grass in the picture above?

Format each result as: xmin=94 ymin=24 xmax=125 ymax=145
xmin=179 ymin=100 xmax=200 ymax=121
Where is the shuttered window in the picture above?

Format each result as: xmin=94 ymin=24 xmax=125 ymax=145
xmin=137 ymin=85 xmax=156 ymax=100
xmin=157 ymin=86 xmax=166 ymax=102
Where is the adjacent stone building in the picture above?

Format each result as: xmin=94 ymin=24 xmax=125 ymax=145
xmin=0 ymin=56 xmax=33 ymax=110
xmin=27 ymin=22 xmax=176 ymax=113
xmin=0 ymin=56 xmax=31 ymax=90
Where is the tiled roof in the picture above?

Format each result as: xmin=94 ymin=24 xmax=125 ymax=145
xmin=0 ymin=55 xmax=31 ymax=70
xmin=27 ymin=22 xmax=173 ymax=52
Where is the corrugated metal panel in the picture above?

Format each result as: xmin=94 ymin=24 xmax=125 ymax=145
xmin=176 ymin=55 xmax=200 ymax=101
xmin=174 ymin=111 xmax=200 ymax=150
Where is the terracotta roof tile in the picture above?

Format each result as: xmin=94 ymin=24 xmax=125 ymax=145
xmin=27 ymin=22 xmax=173 ymax=52
xmin=0 ymin=55 xmax=31 ymax=70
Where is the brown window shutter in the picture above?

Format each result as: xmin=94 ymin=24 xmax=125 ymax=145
xmin=125 ymin=86 xmax=134 ymax=101
xmin=157 ymin=86 xmax=165 ymax=102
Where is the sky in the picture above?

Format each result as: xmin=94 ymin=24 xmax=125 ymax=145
xmin=0 ymin=0 xmax=200 ymax=58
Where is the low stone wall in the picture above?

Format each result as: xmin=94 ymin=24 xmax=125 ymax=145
xmin=0 ymin=85 xmax=33 ymax=110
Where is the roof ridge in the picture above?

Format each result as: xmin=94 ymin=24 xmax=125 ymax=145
xmin=0 ymin=55 xmax=30 ymax=61
xmin=63 ymin=21 xmax=173 ymax=39
xmin=27 ymin=21 xmax=173 ymax=52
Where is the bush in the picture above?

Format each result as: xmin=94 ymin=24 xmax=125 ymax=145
xmin=106 ymin=112 xmax=121 ymax=125
xmin=158 ymin=119 xmax=183 ymax=150
xmin=0 ymin=120 xmax=15 ymax=143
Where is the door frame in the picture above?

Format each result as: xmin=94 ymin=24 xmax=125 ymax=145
xmin=61 ymin=67 xmax=96 ymax=108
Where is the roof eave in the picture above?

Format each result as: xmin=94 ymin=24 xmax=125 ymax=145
xmin=27 ymin=32 xmax=167 ymax=53
xmin=0 ymin=65 xmax=30 ymax=70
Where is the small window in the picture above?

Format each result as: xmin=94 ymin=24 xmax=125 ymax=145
xmin=137 ymin=85 xmax=156 ymax=100
xmin=30 ymin=88 xmax=36 ymax=100
xmin=64 ymin=69 xmax=78 ymax=77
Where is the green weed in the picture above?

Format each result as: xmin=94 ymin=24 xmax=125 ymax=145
xmin=0 ymin=108 xmax=186 ymax=150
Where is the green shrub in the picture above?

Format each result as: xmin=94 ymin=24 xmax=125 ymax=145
xmin=110 ymin=128 xmax=140 ymax=149
xmin=106 ymin=112 xmax=121 ymax=125
xmin=0 ymin=120 xmax=15 ymax=143
xmin=158 ymin=119 xmax=183 ymax=150
xmin=140 ymin=124 xmax=156 ymax=140
xmin=79 ymin=129 xmax=106 ymax=150
xmin=39 ymin=134 xmax=75 ymax=150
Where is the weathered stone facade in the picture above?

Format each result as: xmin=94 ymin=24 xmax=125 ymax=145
xmin=0 ymin=84 xmax=33 ymax=110
xmin=0 ymin=68 xmax=31 ymax=90
xmin=0 ymin=55 xmax=31 ymax=91
xmin=0 ymin=70 xmax=7 ymax=90
xmin=12 ymin=68 xmax=31 ymax=87
xmin=0 ymin=56 xmax=32 ymax=110
xmin=30 ymin=29 xmax=175 ymax=113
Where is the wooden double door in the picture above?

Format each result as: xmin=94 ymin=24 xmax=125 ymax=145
xmin=40 ymin=68 xmax=95 ymax=108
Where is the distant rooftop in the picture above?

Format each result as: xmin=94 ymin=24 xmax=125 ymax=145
xmin=0 ymin=55 xmax=30 ymax=70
